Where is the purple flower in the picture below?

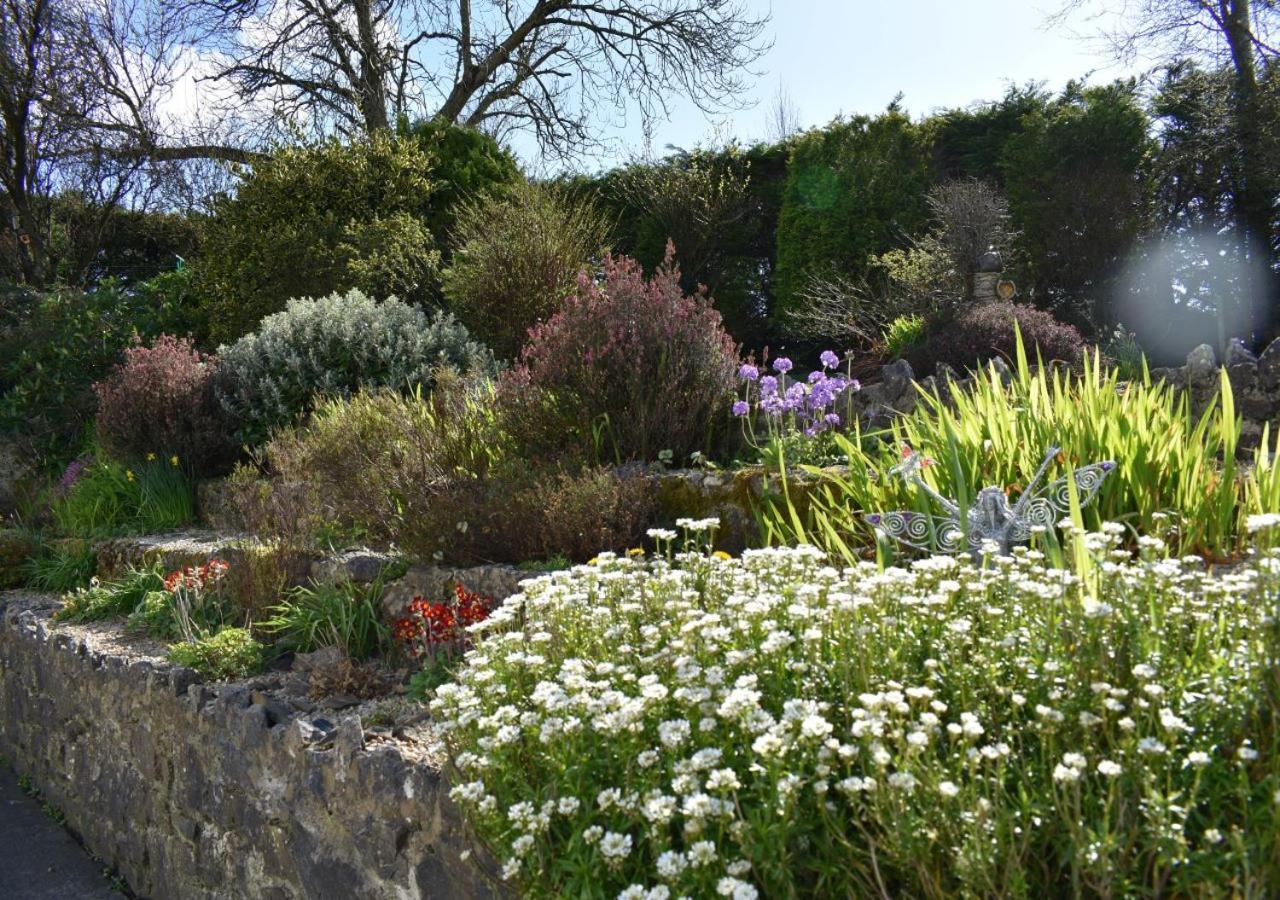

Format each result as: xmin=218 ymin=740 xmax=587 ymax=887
xmin=824 ymin=413 xmax=842 ymax=426
xmin=732 ymin=400 xmax=750 ymax=416
xmin=808 ymin=370 xmax=825 ymax=384
xmin=820 ymin=350 xmax=840 ymax=369
xmin=760 ymin=375 xmax=779 ymax=397
xmin=773 ymin=357 xmax=793 ymax=374
xmin=738 ymin=363 xmax=759 ymax=382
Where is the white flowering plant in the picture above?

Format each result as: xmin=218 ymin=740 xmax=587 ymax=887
xmin=434 ymin=523 xmax=1280 ymax=898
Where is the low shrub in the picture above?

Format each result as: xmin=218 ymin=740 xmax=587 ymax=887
xmin=255 ymin=384 xmax=655 ymax=565
xmin=94 ymin=335 xmax=232 ymax=474
xmin=126 ymin=560 xmax=232 ymax=641
xmin=443 ymin=180 xmax=610 ymax=358
xmin=168 ymin=627 xmax=265 ymax=680
xmin=214 ymin=290 xmax=496 ymax=446
xmin=53 ymin=455 xmax=195 ymax=538
xmin=261 ymin=579 xmax=391 ymax=661
xmin=909 ymin=301 xmax=1086 ymax=375
xmin=435 ymin=531 xmax=1280 ymax=897
xmin=512 ymin=248 xmax=738 ymax=462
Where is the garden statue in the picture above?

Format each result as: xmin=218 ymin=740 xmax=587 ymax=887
xmin=866 ymin=445 xmax=1116 ymax=557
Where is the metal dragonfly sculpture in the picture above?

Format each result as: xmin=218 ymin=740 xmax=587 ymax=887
xmin=866 ymin=445 xmax=1116 ymax=557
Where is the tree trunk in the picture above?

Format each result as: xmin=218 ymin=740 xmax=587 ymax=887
xmin=1222 ymin=0 xmax=1277 ymax=341
xmin=354 ymin=0 xmax=389 ymax=132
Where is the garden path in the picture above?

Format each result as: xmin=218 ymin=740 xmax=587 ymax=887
xmin=0 ymin=763 xmax=124 ymax=898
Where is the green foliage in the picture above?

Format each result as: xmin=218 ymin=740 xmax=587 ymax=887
xmin=53 ymin=456 xmax=195 ymax=537
xmin=261 ymin=579 xmax=391 ymax=660
xmin=402 ymin=118 xmax=523 ymax=257
xmin=213 ymin=290 xmax=495 ymax=447
xmin=774 ymin=110 xmax=933 ymax=315
xmin=1001 ymin=81 xmax=1154 ymax=325
xmin=883 ymin=314 xmax=927 ymax=357
xmin=55 ymin=566 xmax=164 ymax=622
xmin=0 ymin=279 xmax=197 ymax=467
xmin=25 ymin=539 xmax=97 ymax=593
xmin=195 ymin=133 xmax=442 ymax=344
xmin=167 ymin=627 xmax=265 ymax=680
xmin=762 ymin=336 xmax=1267 ymax=563
xmin=0 ymin=527 xmax=38 ymax=588
xmin=909 ymin=302 xmax=1086 ymax=374
xmin=443 ymin=180 xmax=609 ymax=358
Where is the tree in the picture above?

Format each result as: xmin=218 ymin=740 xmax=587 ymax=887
xmin=188 ymin=0 xmax=770 ymax=156
xmin=1057 ymin=0 xmax=1279 ymax=334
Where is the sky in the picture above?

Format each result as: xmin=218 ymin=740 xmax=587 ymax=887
xmin=523 ymin=0 xmax=1148 ymax=171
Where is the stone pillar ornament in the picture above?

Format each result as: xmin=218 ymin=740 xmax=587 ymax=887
xmin=973 ymin=248 xmax=1003 ymax=304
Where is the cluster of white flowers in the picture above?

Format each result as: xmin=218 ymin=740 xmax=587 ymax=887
xmin=434 ymin=529 xmax=1280 ymax=897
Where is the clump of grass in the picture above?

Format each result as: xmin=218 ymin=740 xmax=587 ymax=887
xmin=259 ymin=578 xmax=390 ymax=660
xmin=54 ymin=455 xmax=195 ymax=538
xmin=54 ymin=566 xmax=164 ymax=622
xmin=26 ymin=540 xmax=98 ymax=594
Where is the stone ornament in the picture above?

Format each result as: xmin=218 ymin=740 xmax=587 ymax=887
xmin=867 ymin=445 xmax=1116 ymax=557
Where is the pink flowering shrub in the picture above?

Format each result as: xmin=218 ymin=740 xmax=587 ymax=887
xmin=94 ymin=335 xmax=232 ymax=474
xmin=509 ymin=246 xmax=738 ymax=462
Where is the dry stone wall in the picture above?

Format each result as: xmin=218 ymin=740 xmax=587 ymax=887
xmin=0 ymin=592 xmax=505 ymax=900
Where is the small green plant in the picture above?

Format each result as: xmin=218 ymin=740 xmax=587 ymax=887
xmin=167 ymin=627 xmax=264 ymax=680
xmin=26 ymin=540 xmax=97 ymax=593
xmin=260 ymin=578 xmax=391 ymax=661
xmin=517 ymin=555 xmax=572 ymax=573
xmin=1102 ymin=322 xmax=1147 ymax=382
xmin=883 ymin=313 xmax=926 ymax=357
xmin=53 ymin=455 xmax=195 ymax=537
xmin=55 ymin=566 xmax=165 ymax=622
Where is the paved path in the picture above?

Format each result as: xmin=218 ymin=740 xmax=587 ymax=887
xmin=0 ymin=763 xmax=125 ymax=899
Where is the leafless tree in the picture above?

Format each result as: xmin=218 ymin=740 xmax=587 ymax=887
xmin=766 ymin=80 xmax=800 ymax=141
xmin=188 ymin=0 xmax=771 ymax=156
xmin=927 ymin=178 xmax=1014 ymax=300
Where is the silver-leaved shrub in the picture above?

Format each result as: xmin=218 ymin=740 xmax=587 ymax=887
xmin=435 ymin=524 xmax=1280 ymax=898
xmin=215 ymin=290 xmax=495 ymax=445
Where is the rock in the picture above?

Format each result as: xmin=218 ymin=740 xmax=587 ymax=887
xmin=1225 ymin=337 xmax=1257 ymax=367
xmin=988 ymin=356 xmax=1013 ymax=385
xmin=1228 ymin=362 xmax=1258 ymax=398
xmin=1259 ymin=337 xmax=1280 ymax=390
xmin=1148 ymin=366 xmax=1184 ymax=386
xmin=880 ymin=359 xmax=916 ymax=399
xmin=292 ymin=646 xmax=344 ymax=673
xmin=1186 ymin=344 xmax=1217 ymax=383
xmin=309 ymin=548 xmax=401 ymax=585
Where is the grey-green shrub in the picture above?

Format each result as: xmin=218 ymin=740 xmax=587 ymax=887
xmin=214 ymin=290 xmax=496 ymax=446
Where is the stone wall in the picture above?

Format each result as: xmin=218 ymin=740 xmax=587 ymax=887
xmin=0 ymin=592 xmax=503 ymax=900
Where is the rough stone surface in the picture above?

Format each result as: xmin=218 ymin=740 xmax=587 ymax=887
xmin=0 ymin=592 xmax=504 ymax=900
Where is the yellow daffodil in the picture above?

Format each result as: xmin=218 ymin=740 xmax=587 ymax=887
xmin=126 ymin=470 xmax=135 ymax=482
xmin=170 ymin=455 xmax=180 ymax=467
xmin=146 ymin=452 xmax=156 ymax=461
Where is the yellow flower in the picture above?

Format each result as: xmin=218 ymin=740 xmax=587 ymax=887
xmin=713 ymin=550 xmax=732 ymax=560
xmin=170 ymin=455 xmax=180 ymax=467
xmin=146 ymin=452 xmax=156 ymax=461
xmin=626 ymin=547 xmax=644 ymax=558
xmin=126 ymin=470 xmax=135 ymax=482
xmin=587 ymin=557 xmax=600 ymax=566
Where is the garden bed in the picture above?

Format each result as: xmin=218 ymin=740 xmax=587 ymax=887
xmin=0 ymin=590 xmax=506 ymax=900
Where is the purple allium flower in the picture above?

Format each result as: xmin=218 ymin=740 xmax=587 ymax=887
xmin=738 ymin=363 xmax=759 ymax=382
xmin=808 ymin=370 xmax=825 ymax=384
xmin=759 ymin=375 xmax=779 ymax=397
xmin=824 ymin=413 xmax=842 ymax=426
xmin=849 ymin=379 xmax=861 ymax=392
xmin=56 ymin=455 xmax=91 ymax=499
xmin=773 ymin=357 xmax=793 ymax=374
xmin=820 ymin=350 xmax=840 ymax=369
xmin=732 ymin=400 xmax=750 ymax=416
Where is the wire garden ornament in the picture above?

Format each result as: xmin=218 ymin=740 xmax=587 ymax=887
xmin=866 ymin=445 xmax=1116 ymax=557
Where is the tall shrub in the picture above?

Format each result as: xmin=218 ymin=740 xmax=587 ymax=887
xmin=511 ymin=248 xmax=738 ymax=462
xmin=94 ymin=335 xmax=231 ymax=474
xmin=195 ymin=133 xmax=442 ymax=344
xmin=443 ymin=180 xmax=609 ymax=359
xmin=214 ymin=290 xmax=495 ymax=446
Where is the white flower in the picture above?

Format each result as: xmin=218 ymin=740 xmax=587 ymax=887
xmin=938 ymin=780 xmax=960 ymax=798
xmin=582 ymin=826 xmax=604 ymax=845
xmin=655 ymin=850 xmax=687 ymax=879
xmin=1203 ymin=828 xmax=1224 ymax=844
xmin=688 ymin=840 xmax=717 ymax=867
xmin=1137 ymin=737 xmax=1166 ymax=756
xmin=887 ymin=771 xmax=917 ymax=792
xmin=716 ymin=877 xmax=759 ymax=900
xmin=1185 ymin=751 xmax=1211 ymax=768
xmin=1053 ymin=764 xmax=1081 ymax=783
xmin=1246 ymin=513 xmax=1280 ymax=533
xmin=600 ymin=831 xmax=633 ymax=860
xmin=658 ymin=719 xmax=691 ymax=749
xmin=1097 ymin=760 xmax=1123 ymax=778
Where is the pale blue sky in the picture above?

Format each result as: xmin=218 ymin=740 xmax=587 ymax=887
xmin=529 ymin=0 xmax=1146 ymax=170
